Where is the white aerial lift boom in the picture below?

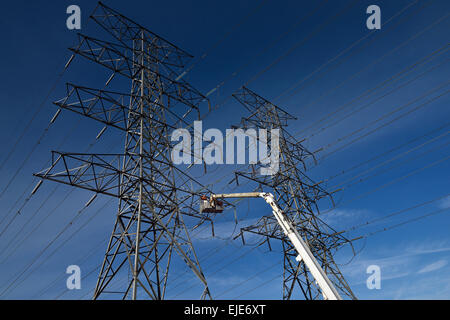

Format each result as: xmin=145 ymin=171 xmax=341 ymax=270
xmin=200 ymin=192 xmax=342 ymax=300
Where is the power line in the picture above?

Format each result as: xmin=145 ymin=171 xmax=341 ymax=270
xmin=314 ymin=85 xmax=449 ymax=164
xmin=0 ymin=61 xmax=68 ymax=174
xmin=169 ymin=245 xmax=261 ymax=299
xmin=4 ymin=199 xmax=114 ymax=297
xmin=234 ymin=273 xmax=282 ymax=299
xmin=35 ymin=238 xmax=107 ymax=299
xmin=0 ymin=189 xmax=74 ymax=265
xmin=328 ymin=131 xmax=450 ymax=191
xmin=230 ymin=196 xmax=450 ymax=299
xmin=0 ymin=116 xmax=104 ymax=243
xmin=0 ymin=196 xmax=98 ymax=297
xmin=321 ymin=153 xmax=450 ymax=216
xmin=289 ymin=9 xmax=449 ymax=126
xmin=274 ymin=0 xmax=428 ymax=104
xmin=6 ymin=1 xmax=448 ymax=300
xmin=202 ymin=21 xmax=448 ymax=182
xmin=303 ymin=53 xmax=449 ymax=143
xmin=343 ymin=192 xmax=450 ymax=234
xmin=243 ymin=0 xmax=360 ymax=87
xmin=198 ymin=0 xmax=330 ymax=106
xmin=215 ymin=260 xmax=281 ymax=298
xmin=0 ymin=7 xmax=102 ymax=178
xmin=354 ymin=208 xmax=450 ymax=240
xmin=324 ymin=122 xmax=450 ymax=183
xmin=176 ymin=0 xmax=271 ymax=81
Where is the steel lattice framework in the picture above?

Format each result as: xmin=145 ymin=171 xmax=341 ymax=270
xmin=35 ymin=2 xmax=219 ymax=300
xmin=231 ymin=87 xmax=356 ymax=300
xmin=34 ymin=2 xmax=356 ymax=300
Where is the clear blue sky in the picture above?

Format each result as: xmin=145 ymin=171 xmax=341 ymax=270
xmin=0 ymin=0 xmax=449 ymax=300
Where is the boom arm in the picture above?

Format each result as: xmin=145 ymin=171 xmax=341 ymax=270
xmin=206 ymin=192 xmax=342 ymax=300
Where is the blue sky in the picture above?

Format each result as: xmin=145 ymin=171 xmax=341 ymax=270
xmin=0 ymin=0 xmax=449 ymax=300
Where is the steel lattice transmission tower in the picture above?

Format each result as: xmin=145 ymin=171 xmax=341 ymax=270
xmin=35 ymin=2 xmax=218 ymax=300
xmin=231 ymin=87 xmax=356 ymax=300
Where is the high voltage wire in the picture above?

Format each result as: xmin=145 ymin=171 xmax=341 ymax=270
xmin=0 ymin=10 xmax=103 ymax=176
xmin=228 ymin=204 xmax=450 ymax=300
xmin=302 ymin=54 xmax=449 ymax=143
xmin=200 ymin=0 xmax=330 ymax=101
xmin=342 ymin=192 xmax=450 ymax=234
xmin=234 ymin=273 xmax=282 ymax=299
xmin=0 ymin=117 xmax=83 ymax=230
xmin=9 ymin=1 xmax=292 ymax=222
xmin=176 ymin=0 xmax=271 ymax=81
xmin=0 ymin=15 xmax=103 ymax=199
xmin=292 ymin=44 xmax=449 ymax=140
xmin=216 ymin=195 xmax=450 ymax=299
xmin=161 ymin=190 xmax=450 ymax=299
xmin=329 ymin=138 xmax=450 ymax=191
xmin=320 ymin=153 xmax=450 ymax=217
xmin=1 ymin=134 xmax=239 ymax=297
xmin=324 ymin=122 xmax=450 ymax=183
xmin=163 ymin=200 xmax=258 ymax=292
xmin=0 ymin=185 xmax=59 ymax=259
xmin=162 ymin=0 xmax=331 ymax=146
xmin=173 ymin=198 xmax=450 ymax=299
xmin=166 ymin=198 xmax=264 ymax=292
xmin=243 ymin=0 xmax=360 ymax=87
xmin=296 ymin=63 xmax=449 ymax=159
xmin=320 ymin=149 xmax=448 ymax=214
xmin=0 ymin=198 xmax=96 ymax=297
xmin=199 ymin=10 xmax=448 ymax=182
xmin=35 ymin=176 xmax=251 ymax=298
xmin=0 ymin=63 xmax=67 ymax=174
xmin=145 ymin=199 xmax=255 ymax=295
xmin=208 ymin=59 xmax=448 ymax=184
xmin=179 ymin=0 xmax=443 ymax=197
xmin=274 ymin=0 xmax=427 ymax=104
xmin=312 ymin=85 xmax=450 ymax=166
xmin=353 ymin=208 xmax=450 ymax=240
xmin=215 ymin=260 xmax=281 ymax=298
xmin=159 ymin=99 xmax=450 ymax=298
xmin=0 ymin=189 xmax=74 ymax=265
xmin=288 ymin=9 xmax=449 ymax=124
xmin=2 ymin=0 xmax=442 ymax=215
xmin=35 ymin=238 xmax=107 ymax=299
xmin=160 ymin=199 xmax=300 ymax=296
xmin=0 ymin=117 xmax=104 ymax=242
xmin=3 ymin=199 xmax=115 ymax=297
xmin=28 ymin=144 xmax=450 ymax=296
xmin=169 ymin=245 xmax=262 ymax=299
xmin=0 ymin=0 xmax=271 ymax=257
xmin=0 ymin=136 xmax=115 ymax=264
xmin=4 ymin=0 xmax=450 ymax=300
xmin=0 ymin=196 xmax=113 ymax=298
